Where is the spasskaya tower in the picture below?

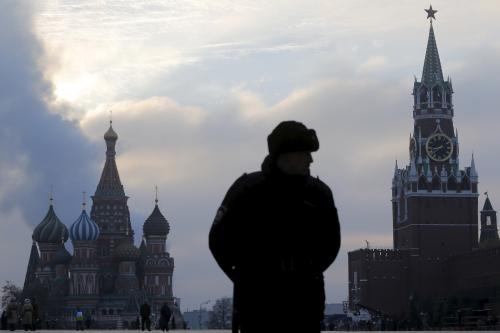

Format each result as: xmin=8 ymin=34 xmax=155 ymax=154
xmin=391 ymin=6 xmax=479 ymax=257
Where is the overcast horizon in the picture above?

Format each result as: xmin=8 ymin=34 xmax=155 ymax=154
xmin=1 ymin=1 xmax=500 ymax=311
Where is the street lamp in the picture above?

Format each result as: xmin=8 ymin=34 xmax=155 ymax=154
xmin=199 ymin=300 xmax=210 ymax=329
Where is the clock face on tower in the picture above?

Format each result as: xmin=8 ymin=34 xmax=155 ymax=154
xmin=425 ymin=133 xmax=453 ymax=161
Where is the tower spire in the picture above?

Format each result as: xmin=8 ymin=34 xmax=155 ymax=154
xmin=49 ymin=185 xmax=54 ymax=206
xmin=470 ymin=153 xmax=478 ymax=180
xmin=155 ymin=186 xmax=159 ymax=205
xmin=82 ymin=191 xmax=87 ymax=210
xmin=95 ymin=121 xmax=125 ymax=198
xmin=422 ymin=6 xmax=444 ymax=86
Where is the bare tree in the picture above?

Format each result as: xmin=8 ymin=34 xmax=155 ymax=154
xmin=207 ymin=297 xmax=232 ymax=329
xmin=1 ymin=281 xmax=21 ymax=310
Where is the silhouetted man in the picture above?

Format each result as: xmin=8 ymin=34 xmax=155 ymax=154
xmin=209 ymin=121 xmax=341 ymax=332
xmin=159 ymin=303 xmax=171 ymax=331
xmin=140 ymin=302 xmax=151 ymax=331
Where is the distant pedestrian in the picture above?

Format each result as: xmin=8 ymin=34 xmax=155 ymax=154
xmin=159 ymin=303 xmax=171 ymax=331
xmin=1 ymin=310 xmax=7 ymax=330
xmin=209 ymin=121 xmax=341 ymax=332
xmin=75 ymin=307 xmax=84 ymax=331
xmin=6 ymin=299 xmax=19 ymax=331
xmin=85 ymin=313 xmax=91 ymax=329
xmin=30 ymin=299 xmax=38 ymax=331
xmin=140 ymin=302 xmax=151 ymax=331
xmin=21 ymin=299 xmax=34 ymax=331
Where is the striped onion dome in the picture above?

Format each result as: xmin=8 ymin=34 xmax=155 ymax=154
xmin=33 ymin=204 xmax=69 ymax=243
xmin=70 ymin=209 xmax=100 ymax=242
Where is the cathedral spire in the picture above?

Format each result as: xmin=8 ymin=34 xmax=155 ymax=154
xmin=95 ymin=121 xmax=125 ymax=198
xmin=421 ymin=8 xmax=444 ymax=86
xmin=155 ymin=185 xmax=159 ymax=205
xmin=22 ymin=239 xmax=39 ymax=292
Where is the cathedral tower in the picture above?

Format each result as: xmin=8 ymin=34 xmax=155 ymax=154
xmin=91 ymin=121 xmax=133 ymax=294
xmin=69 ymin=196 xmax=100 ymax=298
xmin=32 ymin=200 xmax=69 ymax=287
xmin=141 ymin=191 xmax=175 ymax=314
xmin=391 ymin=9 xmax=479 ymax=257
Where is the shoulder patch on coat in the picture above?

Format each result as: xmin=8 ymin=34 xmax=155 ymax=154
xmin=213 ymin=205 xmax=227 ymax=225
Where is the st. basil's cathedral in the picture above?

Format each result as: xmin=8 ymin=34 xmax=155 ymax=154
xmin=21 ymin=122 xmax=182 ymax=328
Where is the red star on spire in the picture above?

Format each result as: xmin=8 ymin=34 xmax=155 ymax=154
xmin=425 ymin=5 xmax=437 ymax=21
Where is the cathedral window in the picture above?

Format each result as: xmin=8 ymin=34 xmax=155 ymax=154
xmin=487 ymin=216 xmax=492 ymax=226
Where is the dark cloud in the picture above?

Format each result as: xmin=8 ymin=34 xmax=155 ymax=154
xmin=0 ymin=1 xmax=97 ymax=283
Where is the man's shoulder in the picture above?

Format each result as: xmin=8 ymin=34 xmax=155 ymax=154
xmin=223 ymin=171 xmax=266 ymax=202
xmin=231 ymin=171 xmax=266 ymax=190
xmin=307 ymin=176 xmax=333 ymax=197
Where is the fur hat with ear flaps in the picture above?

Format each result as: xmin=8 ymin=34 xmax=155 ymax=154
xmin=267 ymin=121 xmax=319 ymax=156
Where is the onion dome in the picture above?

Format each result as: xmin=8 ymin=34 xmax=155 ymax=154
xmin=104 ymin=121 xmax=118 ymax=141
xmin=54 ymin=246 xmax=72 ymax=265
xmin=114 ymin=242 xmax=140 ymax=262
xmin=70 ymin=209 xmax=100 ymax=242
xmin=143 ymin=194 xmax=170 ymax=236
xmin=33 ymin=203 xmax=69 ymax=243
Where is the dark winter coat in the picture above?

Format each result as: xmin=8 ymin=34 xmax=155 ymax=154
xmin=160 ymin=304 xmax=171 ymax=320
xmin=140 ymin=303 xmax=151 ymax=318
xmin=6 ymin=302 xmax=18 ymax=325
xmin=209 ymin=158 xmax=341 ymax=331
xmin=160 ymin=304 xmax=172 ymax=328
xmin=22 ymin=303 xmax=33 ymax=325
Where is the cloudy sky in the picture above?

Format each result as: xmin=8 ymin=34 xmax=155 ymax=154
xmin=1 ymin=0 xmax=500 ymax=311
